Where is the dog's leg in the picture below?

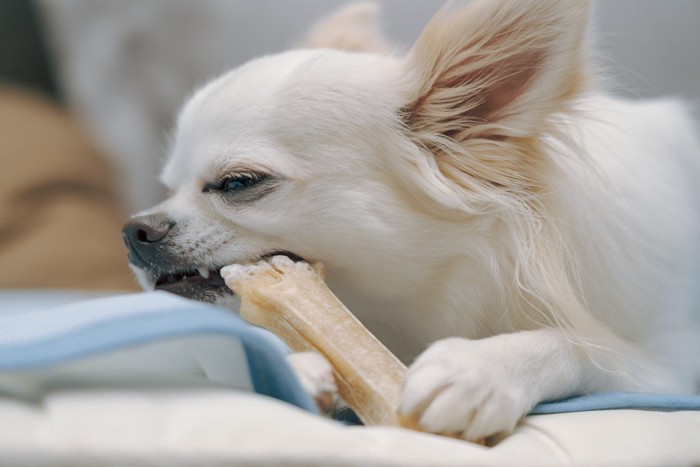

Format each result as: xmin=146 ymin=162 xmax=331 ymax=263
xmin=286 ymin=351 xmax=339 ymax=416
xmin=399 ymin=328 xmax=610 ymax=441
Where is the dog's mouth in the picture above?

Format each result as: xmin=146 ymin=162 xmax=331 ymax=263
xmin=155 ymin=267 xmax=227 ymax=300
xmin=152 ymin=251 xmax=304 ymax=302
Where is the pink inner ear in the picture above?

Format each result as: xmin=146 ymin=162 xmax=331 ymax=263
xmin=464 ymin=50 xmax=545 ymax=122
xmin=403 ymin=46 xmax=549 ymax=143
xmin=403 ymin=0 xmax=589 ymax=142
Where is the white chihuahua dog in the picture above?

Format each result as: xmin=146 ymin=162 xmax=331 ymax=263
xmin=123 ymin=0 xmax=700 ymax=440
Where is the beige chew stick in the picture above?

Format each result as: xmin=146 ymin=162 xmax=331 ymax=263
xmin=221 ymin=256 xmax=407 ymax=427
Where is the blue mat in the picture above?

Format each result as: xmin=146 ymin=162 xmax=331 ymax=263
xmin=1 ymin=291 xmax=698 ymax=416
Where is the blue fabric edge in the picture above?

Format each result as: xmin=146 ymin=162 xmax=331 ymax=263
xmin=530 ymin=391 xmax=700 ymax=415
xmin=0 ymin=299 xmax=317 ymax=413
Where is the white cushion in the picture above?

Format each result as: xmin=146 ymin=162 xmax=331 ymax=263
xmin=1 ymin=389 xmax=698 ymax=466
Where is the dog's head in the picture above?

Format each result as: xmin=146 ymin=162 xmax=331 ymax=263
xmin=123 ymin=0 xmax=590 ymax=306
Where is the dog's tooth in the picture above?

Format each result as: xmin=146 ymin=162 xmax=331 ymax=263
xmin=198 ymin=267 xmax=210 ymax=279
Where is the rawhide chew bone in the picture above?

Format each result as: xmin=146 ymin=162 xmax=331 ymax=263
xmin=221 ymin=255 xmax=407 ymax=427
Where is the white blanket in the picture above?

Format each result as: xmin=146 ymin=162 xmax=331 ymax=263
xmin=2 ymin=389 xmax=699 ymax=466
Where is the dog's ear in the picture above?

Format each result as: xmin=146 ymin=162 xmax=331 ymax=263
xmin=402 ymin=0 xmax=591 ymax=191
xmin=302 ymin=2 xmax=390 ymax=54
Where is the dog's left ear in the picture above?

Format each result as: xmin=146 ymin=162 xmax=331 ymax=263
xmin=302 ymin=2 xmax=390 ymax=54
xmin=402 ymin=0 xmax=591 ymax=191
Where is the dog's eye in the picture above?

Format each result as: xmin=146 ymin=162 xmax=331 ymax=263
xmin=223 ymin=174 xmax=261 ymax=191
xmin=203 ymin=173 xmax=266 ymax=193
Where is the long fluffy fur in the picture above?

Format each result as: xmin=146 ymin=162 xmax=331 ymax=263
xmin=389 ymin=0 xmax=699 ymax=389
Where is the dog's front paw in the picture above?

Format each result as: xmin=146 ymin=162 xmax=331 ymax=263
xmin=399 ymin=337 xmax=530 ymax=441
xmin=287 ymin=351 xmax=339 ymax=416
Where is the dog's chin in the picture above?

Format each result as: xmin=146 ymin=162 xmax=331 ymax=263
xmin=139 ymin=251 xmax=305 ymax=304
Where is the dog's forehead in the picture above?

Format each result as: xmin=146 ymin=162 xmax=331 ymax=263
xmin=161 ymin=49 xmax=404 ymax=189
xmin=161 ymin=51 xmax=311 ymax=187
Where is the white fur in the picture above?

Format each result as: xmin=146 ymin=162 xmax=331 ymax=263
xmin=286 ymin=351 xmax=338 ymax=415
xmin=132 ymin=0 xmax=700 ymax=440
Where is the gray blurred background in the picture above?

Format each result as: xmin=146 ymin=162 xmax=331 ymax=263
xmin=2 ymin=0 xmax=699 ymax=211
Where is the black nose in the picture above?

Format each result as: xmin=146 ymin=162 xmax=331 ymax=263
xmin=122 ymin=214 xmax=174 ymax=268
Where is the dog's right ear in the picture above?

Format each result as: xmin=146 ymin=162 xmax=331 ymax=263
xmin=301 ymin=2 xmax=390 ymax=54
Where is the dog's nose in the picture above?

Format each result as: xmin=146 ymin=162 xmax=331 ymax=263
xmin=122 ymin=214 xmax=174 ymax=268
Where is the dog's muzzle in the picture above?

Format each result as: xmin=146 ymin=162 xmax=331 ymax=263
xmin=122 ymin=214 xmax=303 ymax=303
xmin=122 ymin=214 xmax=175 ymax=269
xmin=122 ymin=214 xmax=231 ymax=302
